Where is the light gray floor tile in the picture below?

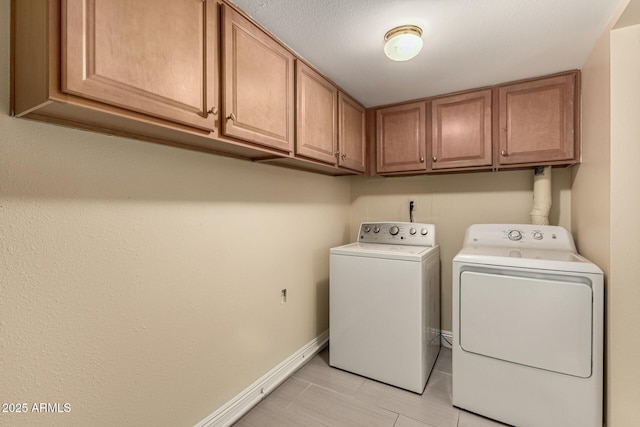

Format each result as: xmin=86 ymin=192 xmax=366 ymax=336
xmin=234 ymin=399 xmax=325 ymax=427
xmin=354 ymin=378 xmax=459 ymax=427
xmin=293 ymin=348 xmax=366 ymax=396
xmin=425 ymin=370 xmax=452 ymax=397
xmin=434 ymin=348 xmax=452 ymax=374
xmin=457 ymin=410 xmax=510 ymax=427
xmin=394 ymin=415 xmax=437 ymax=427
xmin=263 ymin=376 xmax=311 ymax=409
xmin=288 ymin=384 xmax=399 ymax=427
xmin=234 ymin=348 xmax=457 ymax=427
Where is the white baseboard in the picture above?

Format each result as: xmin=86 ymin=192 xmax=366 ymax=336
xmin=441 ymin=330 xmax=453 ymax=349
xmin=195 ymin=329 xmax=329 ymax=427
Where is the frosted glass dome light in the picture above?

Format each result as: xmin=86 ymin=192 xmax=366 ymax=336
xmin=384 ymin=25 xmax=423 ymax=62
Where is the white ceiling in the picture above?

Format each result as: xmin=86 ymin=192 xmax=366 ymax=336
xmin=229 ymin=0 xmax=621 ymax=108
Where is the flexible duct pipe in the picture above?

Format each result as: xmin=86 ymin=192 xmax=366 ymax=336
xmin=530 ymin=166 xmax=552 ymax=225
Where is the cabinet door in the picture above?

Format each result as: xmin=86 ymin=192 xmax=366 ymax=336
xmin=338 ymin=92 xmax=366 ymax=173
xmin=222 ymin=5 xmax=294 ymax=153
xmin=498 ymin=74 xmax=576 ymax=165
xmin=429 ymin=90 xmax=492 ymax=171
xmin=376 ymin=102 xmax=427 ymax=174
xmin=63 ymin=0 xmax=217 ymax=131
xmin=296 ymin=62 xmax=337 ymax=164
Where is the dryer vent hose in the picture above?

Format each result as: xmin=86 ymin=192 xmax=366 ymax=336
xmin=530 ymin=166 xmax=552 ymax=225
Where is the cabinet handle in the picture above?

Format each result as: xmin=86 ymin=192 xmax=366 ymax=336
xmin=501 ymin=150 xmax=508 ymax=157
xmin=334 ymin=151 xmax=340 ymax=157
xmin=227 ymin=113 xmax=236 ymax=121
xmin=207 ymin=107 xmax=218 ymax=115
xmin=420 ymin=157 xmax=425 ymax=163
xmin=432 ymin=156 xmax=437 ymax=162
xmin=341 ymin=153 xmax=347 ymax=159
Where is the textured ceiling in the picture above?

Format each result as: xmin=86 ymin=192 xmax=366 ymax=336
xmin=229 ymin=0 xmax=621 ymax=107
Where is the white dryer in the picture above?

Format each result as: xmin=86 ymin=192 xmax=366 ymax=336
xmin=452 ymin=224 xmax=603 ymax=427
xmin=330 ymin=222 xmax=440 ymax=393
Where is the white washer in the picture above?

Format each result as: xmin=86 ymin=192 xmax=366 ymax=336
xmin=330 ymin=222 xmax=440 ymax=394
xmin=452 ymin=224 xmax=603 ymax=427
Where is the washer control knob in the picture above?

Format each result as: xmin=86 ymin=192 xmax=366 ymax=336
xmin=374 ymin=226 xmax=381 ymax=233
xmin=508 ymin=230 xmax=523 ymax=241
xmin=389 ymin=226 xmax=400 ymax=236
xmin=532 ymin=231 xmax=543 ymax=240
xmin=363 ymin=225 xmax=371 ymax=233
xmin=421 ymin=228 xmax=428 ymax=236
xmin=409 ymin=228 xmax=417 ymax=235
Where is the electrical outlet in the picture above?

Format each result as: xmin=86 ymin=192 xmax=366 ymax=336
xmin=408 ymin=199 xmax=417 ymax=222
xmin=281 ymin=289 xmax=287 ymax=304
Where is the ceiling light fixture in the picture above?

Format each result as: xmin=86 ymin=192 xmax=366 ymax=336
xmin=384 ymin=25 xmax=423 ymax=62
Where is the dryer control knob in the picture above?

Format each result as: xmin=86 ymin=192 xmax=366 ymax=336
xmin=389 ymin=226 xmax=400 ymax=235
xmin=374 ymin=226 xmax=381 ymax=233
xmin=532 ymin=231 xmax=543 ymax=240
xmin=421 ymin=228 xmax=428 ymax=236
xmin=508 ymin=230 xmax=523 ymax=241
xmin=363 ymin=225 xmax=371 ymax=233
xmin=409 ymin=228 xmax=417 ymax=235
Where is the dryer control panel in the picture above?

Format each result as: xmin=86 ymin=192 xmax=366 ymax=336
xmin=462 ymin=224 xmax=576 ymax=251
xmin=358 ymin=222 xmax=436 ymax=246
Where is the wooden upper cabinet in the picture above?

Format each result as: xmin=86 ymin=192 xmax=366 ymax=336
xmin=338 ymin=92 xmax=366 ymax=173
xmin=429 ymin=90 xmax=492 ymax=171
xmin=498 ymin=73 xmax=577 ymax=166
xmin=376 ymin=102 xmax=427 ymax=174
xmin=295 ymin=62 xmax=338 ymax=164
xmin=222 ymin=4 xmax=294 ymax=153
xmin=62 ymin=0 xmax=217 ymax=131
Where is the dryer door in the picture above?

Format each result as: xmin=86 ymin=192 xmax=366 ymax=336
xmin=459 ymin=271 xmax=593 ymax=378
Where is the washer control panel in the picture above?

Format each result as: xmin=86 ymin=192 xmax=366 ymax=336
xmin=358 ymin=222 xmax=436 ymax=246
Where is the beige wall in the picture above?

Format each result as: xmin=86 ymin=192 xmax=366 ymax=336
xmin=573 ymin=13 xmax=614 ymax=423
xmin=571 ymin=17 xmax=613 ymax=276
xmin=350 ymin=169 xmax=572 ymax=332
xmin=573 ymin=0 xmax=640 ymax=425
xmin=609 ymin=18 xmax=640 ymax=427
xmin=0 ymin=1 xmax=351 ymax=425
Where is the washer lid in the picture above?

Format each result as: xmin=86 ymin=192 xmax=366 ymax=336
xmin=454 ymin=246 xmax=603 ymax=274
xmin=330 ymin=242 xmax=439 ymax=261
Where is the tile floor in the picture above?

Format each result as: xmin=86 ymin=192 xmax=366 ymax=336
xmin=234 ymin=347 xmax=508 ymax=427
